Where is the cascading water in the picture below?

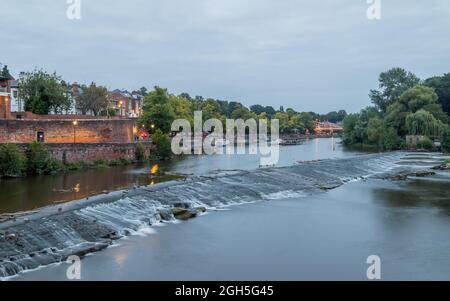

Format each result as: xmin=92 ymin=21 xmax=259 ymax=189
xmin=0 ymin=152 xmax=447 ymax=279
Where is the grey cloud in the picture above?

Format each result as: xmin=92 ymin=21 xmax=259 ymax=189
xmin=1 ymin=0 xmax=449 ymax=113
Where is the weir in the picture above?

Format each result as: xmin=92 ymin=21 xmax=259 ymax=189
xmin=0 ymin=152 xmax=445 ymax=278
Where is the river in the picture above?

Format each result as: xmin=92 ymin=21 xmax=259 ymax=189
xmin=2 ymin=138 xmax=450 ymax=280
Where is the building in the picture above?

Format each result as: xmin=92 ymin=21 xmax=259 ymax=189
xmin=108 ymin=89 xmax=144 ymax=118
xmin=0 ymin=76 xmax=12 ymax=119
xmin=314 ymin=121 xmax=343 ymax=135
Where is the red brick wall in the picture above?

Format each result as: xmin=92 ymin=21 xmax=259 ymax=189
xmin=0 ymin=119 xmax=135 ymax=144
xmin=46 ymin=143 xmax=152 ymax=162
xmin=12 ymin=142 xmax=153 ymax=163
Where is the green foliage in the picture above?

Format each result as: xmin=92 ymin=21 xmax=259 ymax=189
xmin=139 ymin=86 xmax=176 ymax=133
xmin=135 ymin=143 xmax=146 ymax=162
xmin=405 ymin=110 xmax=446 ymax=139
xmin=367 ymin=117 xmax=384 ymax=146
xmin=273 ymin=111 xmax=315 ymax=134
xmin=64 ymin=160 xmax=88 ymax=171
xmin=416 ymin=137 xmax=434 ymax=150
xmin=1 ymin=64 xmax=13 ymax=79
xmin=0 ymin=144 xmax=27 ymax=178
xmin=424 ymin=73 xmax=450 ymax=116
xmin=19 ymin=69 xmax=71 ymax=114
xmin=46 ymin=158 xmax=65 ymax=174
xmin=369 ymin=67 xmax=420 ymax=112
xmin=345 ymin=68 xmax=450 ymax=151
xmin=26 ymin=141 xmax=52 ymax=174
xmin=151 ymin=129 xmax=172 ymax=160
xmin=92 ymin=159 xmax=109 ymax=168
xmin=381 ymin=127 xmax=404 ymax=150
xmin=441 ymin=126 xmax=450 ymax=152
xmin=342 ymin=114 xmax=360 ymax=145
xmin=76 ymin=83 xmax=109 ymax=116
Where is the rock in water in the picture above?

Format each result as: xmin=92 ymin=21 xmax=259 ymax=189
xmin=171 ymin=208 xmax=198 ymax=220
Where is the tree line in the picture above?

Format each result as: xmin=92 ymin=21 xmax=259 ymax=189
xmin=138 ymin=86 xmax=347 ymax=135
xmin=343 ymin=67 xmax=450 ymax=151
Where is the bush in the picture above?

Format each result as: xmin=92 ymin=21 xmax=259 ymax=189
xmin=151 ymin=129 xmax=172 ymax=160
xmin=441 ymin=127 xmax=450 ymax=152
xmin=64 ymin=160 xmax=88 ymax=171
xmin=381 ymin=127 xmax=404 ymax=150
xmin=417 ymin=137 xmax=434 ymax=150
xmin=26 ymin=141 xmax=52 ymax=174
xmin=0 ymin=144 xmax=27 ymax=177
xmin=46 ymin=158 xmax=65 ymax=174
xmin=92 ymin=159 xmax=109 ymax=168
xmin=135 ymin=143 xmax=146 ymax=162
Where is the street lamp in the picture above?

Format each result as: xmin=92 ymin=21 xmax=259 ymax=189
xmin=118 ymin=101 xmax=123 ymax=117
xmin=72 ymin=120 xmax=78 ymax=144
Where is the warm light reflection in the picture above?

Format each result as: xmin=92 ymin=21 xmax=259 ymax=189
xmin=73 ymin=183 xmax=80 ymax=193
xmin=150 ymin=164 xmax=159 ymax=175
xmin=150 ymin=180 xmax=155 ymax=186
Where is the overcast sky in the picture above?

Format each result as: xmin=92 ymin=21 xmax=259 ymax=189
xmin=1 ymin=0 xmax=449 ymax=113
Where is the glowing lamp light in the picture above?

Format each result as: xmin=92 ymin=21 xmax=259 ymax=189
xmin=72 ymin=120 xmax=78 ymax=126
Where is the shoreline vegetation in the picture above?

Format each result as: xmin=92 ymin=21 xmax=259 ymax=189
xmin=342 ymin=68 xmax=450 ymax=153
xmin=0 ymin=142 xmax=148 ymax=179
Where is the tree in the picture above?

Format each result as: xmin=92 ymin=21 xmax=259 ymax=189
xmin=298 ymin=112 xmax=315 ymax=133
xmin=26 ymin=141 xmax=52 ymax=174
xmin=369 ymin=68 xmax=420 ymax=112
xmin=405 ymin=110 xmax=446 ymax=139
xmin=0 ymin=144 xmax=27 ymax=178
xmin=424 ymin=73 xmax=450 ymax=116
xmin=250 ymin=104 xmax=265 ymax=115
xmin=19 ymin=69 xmax=71 ymax=114
xmin=367 ymin=117 xmax=384 ymax=146
xmin=230 ymin=105 xmax=255 ymax=120
xmin=139 ymin=87 xmax=149 ymax=96
xmin=139 ymin=86 xmax=176 ymax=133
xmin=1 ymin=65 xmax=13 ymax=79
xmin=179 ymin=92 xmax=192 ymax=100
xmin=169 ymin=95 xmax=194 ymax=124
xmin=151 ymin=129 xmax=172 ymax=160
xmin=76 ymin=83 xmax=109 ymax=116
xmin=273 ymin=112 xmax=291 ymax=133
xmin=342 ymin=113 xmax=360 ymax=145
xmin=399 ymin=85 xmax=447 ymax=123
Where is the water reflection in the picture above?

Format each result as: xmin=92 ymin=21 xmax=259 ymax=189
xmin=369 ymin=178 xmax=450 ymax=214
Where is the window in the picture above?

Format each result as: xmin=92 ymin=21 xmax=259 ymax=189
xmin=13 ymin=91 xmax=18 ymax=98
xmin=37 ymin=132 xmax=45 ymax=142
